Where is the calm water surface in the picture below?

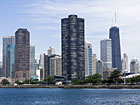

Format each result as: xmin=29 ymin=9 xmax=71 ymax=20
xmin=0 ymin=88 xmax=140 ymax=105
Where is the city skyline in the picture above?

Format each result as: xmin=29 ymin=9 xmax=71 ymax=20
xmin=0 ymin=0 xmax=140 ymax=61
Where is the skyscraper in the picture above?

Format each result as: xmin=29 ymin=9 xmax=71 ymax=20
xmin=130 ymin=57 xmax=139 ymax=74
xmin=39 ymin=53 xmax=48 ymax=80
xmin=92 ymin=54 xmax=97 ymax=74
xmin=30 ymin=45 xmax=36 ymax=79
xmin=48 ymin=46 xmax=56 ymax=56
xmin=109 ymin=26 xmax=122 ymax=70
xmin=100 ymin=39 xmax=112 ymax=68
xmin=15 ymin=28 xmax=30 ymax=81
xmin=85 ymin=41 xmax=92 ymax=77
xmin=61 ymin=15 xmax=85 ymax=80
xmin=122 ymin=53 xmax=129 ymax=73
xmin=50 ymin=55 xmax=62 ymax=76
xmin=7 ymin=44 xmax=15 ymax=78
xmin=3 ymin=36 xmax=15 ymax=77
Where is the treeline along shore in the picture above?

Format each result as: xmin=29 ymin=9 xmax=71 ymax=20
xmin=1 ymin=85 xmax=140 ymax=89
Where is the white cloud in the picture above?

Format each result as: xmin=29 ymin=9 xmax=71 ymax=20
xmin=24 ymin=0 xmax=140 ymax=61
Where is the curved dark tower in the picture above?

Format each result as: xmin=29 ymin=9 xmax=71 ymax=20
xmin=61 ymin=15 xmax=85 ymax=80
xmin=109 ymin=26 xmax=122 ymax=70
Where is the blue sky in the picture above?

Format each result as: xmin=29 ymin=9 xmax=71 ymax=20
xmin=0 ymin=0 xmax=140 ymax=62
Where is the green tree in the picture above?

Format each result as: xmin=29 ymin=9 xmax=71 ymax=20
xmin=45 ymin=76 xmax=54 ymax=84
xmin=23 ymin=79 xmax=30 ymax=84
xmin=30 ymin=79 xmax=39 ymax=84
xmin=15 ymin=80 xmax=23 ymax=85
xmin=85 ymin=73 xmax=102 ymax=85
xmin=85 ymin=76 xmax=93 ymax=83
xmin=107 ymin=70 xmax=122 ymax=84
xmin=72 ymin=78 xmax=84 ymax=85
xmin=92 ymin=73 xmax=102 ymax=85
xmin=1 ymin=79 xmax=10 ymax=85
xmin=129 ymin=75 xmax=140 ymax=84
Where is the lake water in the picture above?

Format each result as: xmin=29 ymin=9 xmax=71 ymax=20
xmin=0 ymin=88 xmax=140 ymax=105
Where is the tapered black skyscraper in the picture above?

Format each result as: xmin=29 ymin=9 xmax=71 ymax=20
xmin=109 ymin=26 xmax=122 ymax=70
xmin=61 ymin=15 xmax=85 ymax=80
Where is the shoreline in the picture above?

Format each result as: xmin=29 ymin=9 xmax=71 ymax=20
xmin=1 ymin=85 xmax=140 ymax=89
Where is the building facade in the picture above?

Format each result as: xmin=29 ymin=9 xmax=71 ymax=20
xmin=15 ymin=29 xmax=30 ymax=81
xmin=48 ymin=46 xmax=56 ymax=57
xmin=109 ymin=26 xmax=122 ymax=70
xmin=61 ymin=15 xmax=85 ymax=80
xmin=7 ymin=44 xmax=15 ymax=78
xmin=30 ymin=45 xmax=36 ymax=79
xmin=85 ymin=41 xmax=92 ymax=77
xmin=92 ymin=54 xmax=97 ymax=75
xmin=0 ymin=62 xmax=2 ymax=77
xmin=96 ymin=60 xmax=103 ymax=76
xmin=100 ymin=39 xmax=112 ymax=68
xmin=3 ymin=36 xmax=15 ymax=77
xmin=50 ymin=55 xmax=62 ymax=76
xmin=39 ymin=54 xmax=48 ymax=80
xmin=130 ymin=57 xmax=139 ymax=74
xmin=122 ymin=53 xmax=129 ymax=73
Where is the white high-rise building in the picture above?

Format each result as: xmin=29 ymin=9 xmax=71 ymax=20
xmin=30 ymin=45 xmax=36 ymax=79
xmin=92 ymin=54 xmax=97 ymax=74
xmin=50 ymin=55 xmax=62 ymax=76
xmin=122 ymin=53 xmax=129 ymax=73
xmin=85 ymin=41 xmax=92 ymax=77
xmin=100 ymin=39 xmax=112 ymax=68
xmin=48 ymin=46 xmax=56 ymax=56
xmin=130 ymin=57 xmax=139 ymax=74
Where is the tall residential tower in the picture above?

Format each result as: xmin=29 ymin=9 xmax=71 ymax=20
xmin=100 ymin=39 xmax=112 ymax=68
xmin=15 ymin=28 xmax=30 ymax=81
xmin=61 ymin=15 xmax=85 ymax=80
xmin=85 ymin=41 xmax=92 ymax=77
xmin=2 ymin=36 xmax=15 ymax=77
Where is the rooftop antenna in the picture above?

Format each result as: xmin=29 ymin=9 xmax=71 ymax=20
xmin=114 ymin=12 xmax=117 ymax=26
xmin=115 ymin=12 xmax=117 ymax=24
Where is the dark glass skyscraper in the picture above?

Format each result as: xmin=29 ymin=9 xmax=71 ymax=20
xmin=109 ymin=26 xmax=122 ymax=70
xmin=15 ymin=28 xmax=30 ymax=81
xmin=61 ymin=15 xmax=85 ymax=80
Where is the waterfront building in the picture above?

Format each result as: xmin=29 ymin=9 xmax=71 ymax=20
xmin=0 ymin=62 xmax=2 ymax=77
xmin=100 ymin=39 xmax=112 ymax=68
xmin=49 ymin=55 xmax=62 ymax=76
xmin=30 ymin=45 xmax=37 ymax=79
xmin=85 ymin=41 xmax=92 ymax=77
xmin=7 ymin=44 xmax=15 ymax=78
xmin=61 ymin=15 xmax=85 ymax=80
xmin=36 ymin=69 xmax=41 ymax=81
xmin=2 ymin=36 xmax=15 ymax=77
xmin=92 ymin=54 xmax=97 ymax=74
xmin=130 ymin=57 xmax=139 ymax=74
xmin=96 ymin=60 xmax=103 ymax=76
xmin=122 ymin=53 xmax=129 ymax=73
xmin=39 ymin=54 xmax=48 ymax=80
xmin=109 ymin=26 xmax=122 ymax=70
xmin=15 ymin=28 xmax=30 ymax=81
xmin=48 ymin=46 xmax=56 ymax=56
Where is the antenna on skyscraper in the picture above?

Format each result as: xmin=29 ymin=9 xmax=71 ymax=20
xmin=115 ymin=12 xmax=117 ymax=24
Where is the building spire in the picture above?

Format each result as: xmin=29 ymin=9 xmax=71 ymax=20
xmin=115 ymin=12 xmax=117 ymax=24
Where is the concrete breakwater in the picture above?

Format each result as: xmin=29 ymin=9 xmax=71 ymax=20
xmin=1 ymin=85 xmax=140 ymax=89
